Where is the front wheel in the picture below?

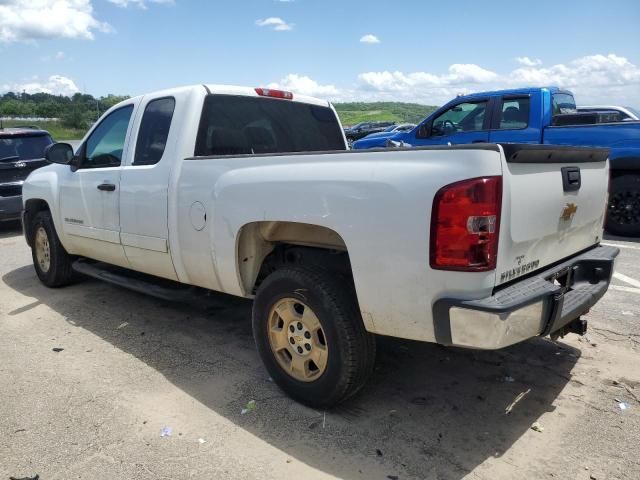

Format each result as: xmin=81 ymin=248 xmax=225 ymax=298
xmin=30 ymin=211 xmax=75 ymax=287
xmin=606 ymin=174 xmax=640 ymax=237
xmin=252 ymin=266 xmax=376 ymax=408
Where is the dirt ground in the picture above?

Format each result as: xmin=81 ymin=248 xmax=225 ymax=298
xmin=1 ymin=220 xmax=639 ymax=480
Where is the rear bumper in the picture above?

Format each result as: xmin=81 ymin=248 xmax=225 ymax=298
xmin=433 ymin=245 xmax=619 ymax=349
xmin=0 ymin=195 xmax=22 ymax=221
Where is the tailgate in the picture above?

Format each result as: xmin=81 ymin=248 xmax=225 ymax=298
xmin=496 ymin=145 xmax=609 ymax=285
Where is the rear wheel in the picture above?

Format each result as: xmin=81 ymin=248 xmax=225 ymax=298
xmin=30 ymin=211 xmax=75 ymax=287
xmin=606 ymin=174 xmax=640 ymax=237
xmin=252 ymin=266 xmax=376 ymax=408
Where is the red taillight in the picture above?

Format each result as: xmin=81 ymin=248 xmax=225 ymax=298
xmin=430 ymin=176 xmax=502 ymax=271
xmin=254 ymin=87 xmax=293 ymax=100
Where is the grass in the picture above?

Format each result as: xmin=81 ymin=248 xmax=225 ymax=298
xmin=1 ymin=119 xmax=86 ymax=141
xmin=334 ymin=102 xmax=438 ymax=127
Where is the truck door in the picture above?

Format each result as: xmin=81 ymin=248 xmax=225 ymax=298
xmin=411 ymin=99 xmax=490 ymax=146
xmin=488 ymin=95 xmax=541 ymax=143
xmin=58 ymin=104 xmax=135 ymax=267
xmin=119 ymin=95 xmax=178 ymax=280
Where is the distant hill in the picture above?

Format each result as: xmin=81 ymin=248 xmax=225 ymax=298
xmin=334 ymin=102 xmax=438 ymax=127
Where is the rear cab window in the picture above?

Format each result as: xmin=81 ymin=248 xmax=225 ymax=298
xmin=195 ymin=95 xmax=346 ymax=156
xmin=497 ymin=97 xmax=530 ymax=130
xmin=552 ymin=93 xmax=577 ymax=115
xmin=134 ymin=97 xmax=176 ymax=166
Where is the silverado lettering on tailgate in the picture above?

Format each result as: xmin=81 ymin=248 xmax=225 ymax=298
xmin=500 ymin=259 xmax=540 ymax=283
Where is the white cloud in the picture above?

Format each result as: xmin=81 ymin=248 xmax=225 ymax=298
xmin=508 ymin=54 xmax=640 ymax=105
xmin=360 ymin=34 xmax=380 ymax=44
xmin=55 ymin=51 xmax=65 ymax=59
xmin=509 ymin=54 xmax=640 ymax=87
xmin=352 ymin=54 xmax=640 ymax=105
xmin=268 ymin=54 xmax=640 ymax=105
xmin=358 ymin=64 xmax=497 ymax=92
xmin=108 ymin=0 xmax=174 ymax=9
xmin=268 ymin=74 xmax=340 ymax=97
xmin=515 ymin=56 xmax=542 ymax=67
xmin=1 ymin=75 xmax=80 ymax=96
xmin=0 ymin=0 xmax=111 ymax=43
xmin=255 ymin=17 xmax=293 ymax=31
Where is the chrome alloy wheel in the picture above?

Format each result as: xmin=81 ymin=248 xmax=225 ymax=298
xmin=267 ymin=298 xmax=329 ymax=382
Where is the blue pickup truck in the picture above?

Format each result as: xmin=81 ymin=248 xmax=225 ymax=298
xmin=353 ymin=87 xmax=640 ymax=236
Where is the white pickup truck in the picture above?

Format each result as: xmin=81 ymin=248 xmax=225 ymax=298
xmin=22 ymin=84 xmax=618 ymax=407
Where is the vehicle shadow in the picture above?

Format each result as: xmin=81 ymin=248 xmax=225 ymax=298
xmin=0 ymin=220 xmax=22 ymax=239
xmin=603 ymin=232 xmax=640 ymax=244
xmin=2 ymin=265 xmax=580 ymax=480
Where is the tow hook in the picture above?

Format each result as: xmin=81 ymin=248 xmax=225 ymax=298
xmin=550 ymin=318 xmax=588 ymax=340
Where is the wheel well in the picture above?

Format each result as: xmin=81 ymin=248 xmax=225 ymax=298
xmin=23 ymin=199 xmax=50 ymax=247
xmin=610 ymin=169 xmax=638 ymax=180
xmin=236 ymin=221 xmax=351 ymax=295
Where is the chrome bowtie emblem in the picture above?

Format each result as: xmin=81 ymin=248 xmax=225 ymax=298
xmin=14 ymin=161 xmax=27 ymax=168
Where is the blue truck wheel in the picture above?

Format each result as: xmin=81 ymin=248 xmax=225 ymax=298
xmin=606 ymin=174 xmax=640 ymax=237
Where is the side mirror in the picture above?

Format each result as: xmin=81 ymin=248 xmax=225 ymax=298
xmin=417 ymin=123 xmax=431 ymax=139
xmin=45 ymin=143 xmax=74 ymax=165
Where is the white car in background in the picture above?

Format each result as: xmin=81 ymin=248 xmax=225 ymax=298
xmin=578 ymin=105 xmax=640 ymax=121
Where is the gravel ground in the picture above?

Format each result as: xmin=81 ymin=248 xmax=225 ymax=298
xmin=1 ymin=220 xmax=639 ymax=480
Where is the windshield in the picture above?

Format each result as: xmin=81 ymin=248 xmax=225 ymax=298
xmin=195 ymin=95 xmax=346 ymax=156
xmin=552 ymin=93 xmax=577 ymax=115
xmin=0 ymin=134 xmax=53 ymax=161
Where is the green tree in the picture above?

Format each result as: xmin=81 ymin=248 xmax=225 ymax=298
xmin=61 ymin=106 xmax=88 ymax=129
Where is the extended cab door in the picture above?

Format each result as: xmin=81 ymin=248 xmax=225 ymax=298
xmin=488 ymin=94 xmax=541 ymax=143
xmin=58 ymin=104 xmax=135 ymax=266
xmin=411 ymin=99 xmax=490 ymax=146
xmin=118 ymin=94 xmax=179 ymax=280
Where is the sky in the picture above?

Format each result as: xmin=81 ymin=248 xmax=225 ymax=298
xmin=1 ymin=0 xmax=639 ymax=106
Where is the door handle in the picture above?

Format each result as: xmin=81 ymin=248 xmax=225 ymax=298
xmin=472 ymin=140 xmax=486 ymax=143
xmin=97 ymin=183 xmax=116 ymax=192
xmin=561 ymin=167 xmax=581 ymax=192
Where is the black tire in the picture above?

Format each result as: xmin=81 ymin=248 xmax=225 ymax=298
xmin=606 ymin=174 xmax=640 ymax=237
xmin=252 ymin=266 xmax=376 ymax=408
xmin=30 ymin=211 xmax=75 ymax=287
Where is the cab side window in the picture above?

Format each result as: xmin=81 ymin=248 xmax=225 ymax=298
xmin=552 ymin=93 xmax=577 ymax=115
xmin=81 ymin=105 xmax=134 ymax=169
xmin=497 ymin=97 xmax=530 ymax=130
xmin=133 ymin=97 xmax=175 ymax=166
xmin=430 ymin=101 xmax=488 ymax=137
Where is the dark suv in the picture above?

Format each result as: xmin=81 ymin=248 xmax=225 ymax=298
xmin=344 ymin=121 xmax=395 ymax=143
xmin=0 ymin=127 xmax=53 ymax=221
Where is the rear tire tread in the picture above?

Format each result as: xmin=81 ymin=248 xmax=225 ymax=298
xmin=253 ymin=266 xmax=375 ymax=408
